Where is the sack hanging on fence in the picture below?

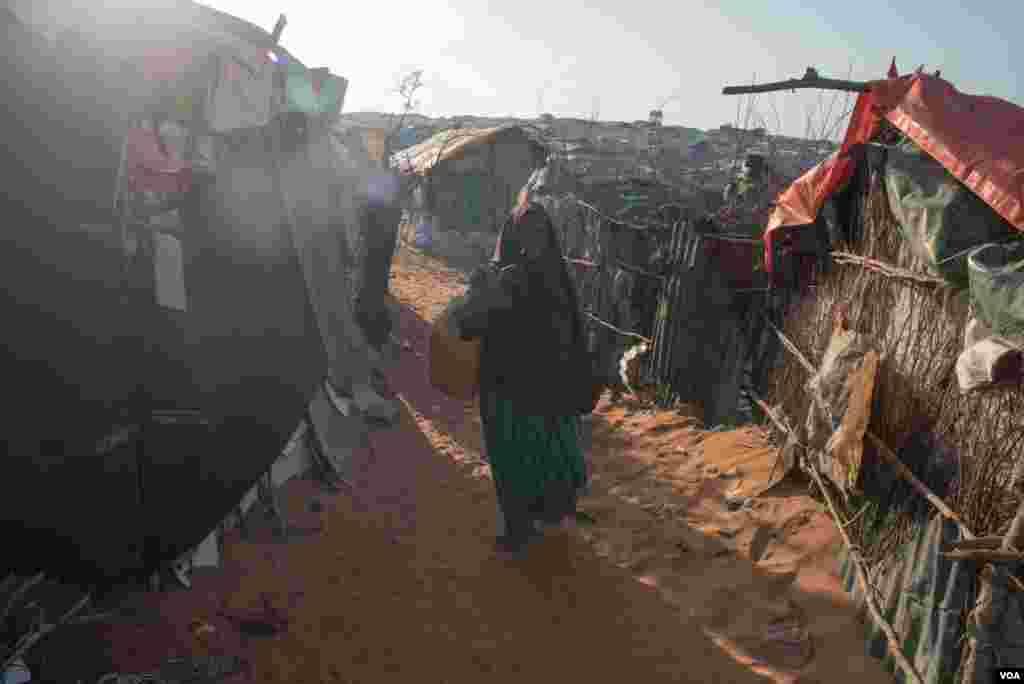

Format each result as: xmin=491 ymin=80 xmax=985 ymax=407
xmin=884 ymin=143 xmax=1018 ymax=287
xmin=967 ymin=241 xmax=1024 ymax=339
xmin=804 ymin=321 xmax=878 ymax=495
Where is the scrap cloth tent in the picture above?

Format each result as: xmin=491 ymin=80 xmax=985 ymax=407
xmin=392 ymin=125 xmax=547 ymax=239
xmin=1 ymin=0 xmax=381 ymax=585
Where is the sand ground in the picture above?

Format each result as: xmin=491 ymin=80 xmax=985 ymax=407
xmin=82 ymin=245 xmax=892 ymax=684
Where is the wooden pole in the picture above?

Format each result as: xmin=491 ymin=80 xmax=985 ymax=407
xmin=940 ymin=549 xmax=1024 ymax=563
xmin=808 ymin=464 xmax=927 ymax=684
xmin=723 ymin=70 xmax=868 ymax=96
xmin=271 ymin=14 xmax=287 ymax=44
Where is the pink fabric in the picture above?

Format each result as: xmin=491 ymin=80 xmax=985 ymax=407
xmin=125 ymin=126 xmax=192 ymax=194
xmin=888 ymin=58 xmax=899 ymax=79
xmin=224 ymin=60 xmax=244 ymax=82
xmin=142 ymin=47 xmax=196 ymax=82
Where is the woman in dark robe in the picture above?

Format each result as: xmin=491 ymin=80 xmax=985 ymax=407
xmin=453 ymin=186 xmax=598 ymax=554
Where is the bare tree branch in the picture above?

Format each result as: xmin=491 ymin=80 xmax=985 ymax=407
xmin=384 ymin=69 xmax=425 ymax=161
xmin=723 ymin=68 xmax=868 ymax=96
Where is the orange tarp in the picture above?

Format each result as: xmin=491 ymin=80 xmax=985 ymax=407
xmin=763 ymin=73 xmax=1024 ymax=279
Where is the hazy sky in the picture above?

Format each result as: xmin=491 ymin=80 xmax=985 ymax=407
xmin=206 ymin=0 xmax=1020 ymax=138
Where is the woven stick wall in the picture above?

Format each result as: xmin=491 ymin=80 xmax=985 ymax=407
xmin=765 ymin=158 xmax=1024 ymax=556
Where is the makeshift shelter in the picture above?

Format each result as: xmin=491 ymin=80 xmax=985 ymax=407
xmin=760 ymin=72 xmax=1024 ymax=683
xmin=1 ymin=0 xmax=381 ymax=584
xmin=578 ymin=177 xmax=691 ymax=224
xmin=394 ymin=125 xmax=547 ymax=237
xmin=537 ymin=182 xmax=770 ymax=415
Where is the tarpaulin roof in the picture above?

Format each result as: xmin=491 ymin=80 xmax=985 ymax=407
xmin=392 ymin=125 xmax=546 ymax=176
xmin=764 ymin=73 xmax=1024 ymax=277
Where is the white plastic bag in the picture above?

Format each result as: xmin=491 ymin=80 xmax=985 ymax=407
xmin=956 ymin=316 xmax=1023 ymax=393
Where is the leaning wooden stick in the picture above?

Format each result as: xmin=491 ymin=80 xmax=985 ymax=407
xmin=769 ymin=320 xmax=1024 ymax=597
xmin=748 ymin=390 xmax=800 ymax=484
xmin=808 ymin=464 xmax=927 ymax=684
xmin=749 ymin=392 xmax=790 ymax=436
xmin=940 ymin=549 xmax=1024 ymax=563
xmin=865 ymin=432 xmax=972 ymax=538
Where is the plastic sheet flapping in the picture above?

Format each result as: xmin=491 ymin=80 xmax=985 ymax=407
xmin=764 ymin=73 xmax=1024 ymax=281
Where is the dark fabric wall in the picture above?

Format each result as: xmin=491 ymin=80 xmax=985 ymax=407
xmin=0 ymin=18 xmax=326 ymax=582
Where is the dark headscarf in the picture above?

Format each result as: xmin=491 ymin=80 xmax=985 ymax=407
xmin=465 ymin=199 xmax=596 ymax=416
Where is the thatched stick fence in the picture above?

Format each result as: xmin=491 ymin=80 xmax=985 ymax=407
xmin=808 ymin=461 xmax=927 ymax=684
xmin=745 ymin=390 xmax=926 ymax=684
xmin=763 ymin=312 xmax=1024 ymax=683
xmin=765 ymin=319 xmax=976 ymax=534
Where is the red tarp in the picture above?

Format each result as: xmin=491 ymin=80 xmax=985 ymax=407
xmin=763 ymin=72 xmax=1024 ymax=282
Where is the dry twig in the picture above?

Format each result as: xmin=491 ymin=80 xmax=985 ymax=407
xmin=1 ymin=573 xmax=44 ymax=622
xmin=583 ymin=311 xmax=652 ymax=344
xmin=1 ymin=579 xmax=92 ymax=671
xmin=831 ymin=252 xmax=950 ymax=288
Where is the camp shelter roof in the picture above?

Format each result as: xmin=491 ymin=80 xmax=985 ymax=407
xmin=763 ymin=72 xmax=1024 ymax=276
xmin=9 ymin=0 xmax=306 ymax=71
xmin=393 ymin=125 xmax=547 ymax=176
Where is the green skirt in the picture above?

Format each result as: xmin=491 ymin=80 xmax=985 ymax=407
xmin=481 ymin=392 xmax=586 ymax=530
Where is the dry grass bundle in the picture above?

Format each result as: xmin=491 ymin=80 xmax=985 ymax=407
xmin=765 ymin=161 xmax=1024 ymax=554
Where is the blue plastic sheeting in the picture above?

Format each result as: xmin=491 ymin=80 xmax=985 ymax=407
xmin=839 ymin=514 xmax=1024 ymax=683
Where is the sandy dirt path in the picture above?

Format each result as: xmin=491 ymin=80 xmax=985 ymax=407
xmin=82 ymin=246 xmax=892 ymax=684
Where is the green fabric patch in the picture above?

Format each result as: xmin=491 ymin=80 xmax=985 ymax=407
xmin=968 ymin=241 xmax=1024 ymax=339
xmin=461 ymin=175 xmax=485 ymax=228
xmin=481 ymin=393 xmax=586 ymax=507
xmin=884 ymin=143 xmax=1017 ymax=288
xmin=285 ymin=63 xmax=344 ymax=115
